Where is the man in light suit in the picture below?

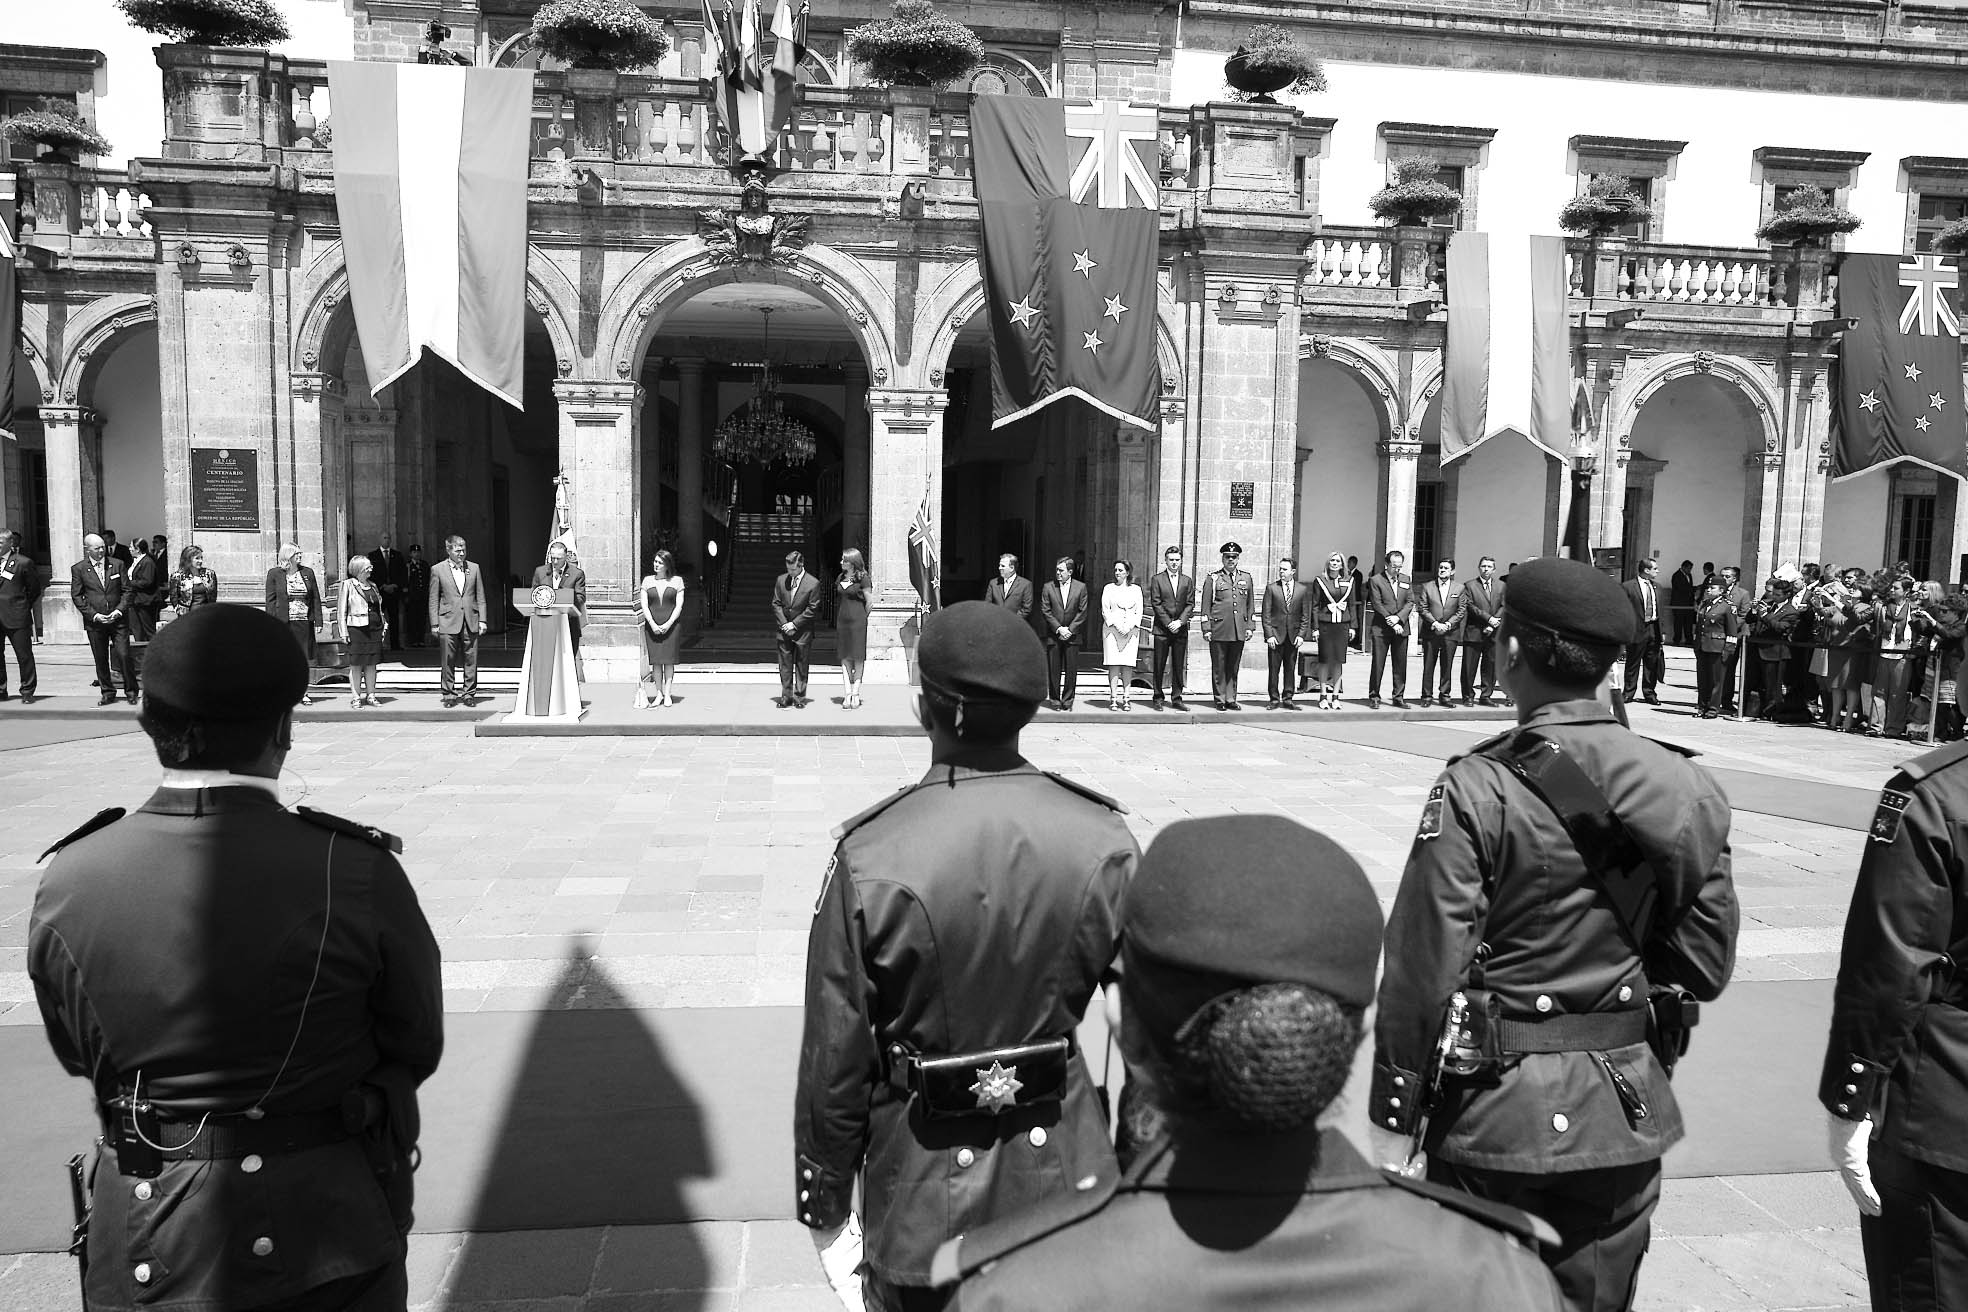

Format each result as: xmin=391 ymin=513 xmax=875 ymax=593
xmin=1041 ymin=556 xmax=1088 ymax=710
xmin=1261 ymin=556 xmax=1310 ymax=710
xmin=368 ymin=533 xmax=411 ymax=652
xmin=1367 ymin=549 xmax=1414 ymax=709
xmin=1200 ymin=542 xmax=1257 ymax=710
xmin=0 ymin=530 xmax=44 ymax=702
xmin=1458 ymin=555 xmax=1505 ymax=706
xmin=984 ymin=553 xmax=1033 ymax=623
xmin=1623 ymin=557 xmax=1666 ymax=704
xmin=429 ymin=534 xmax=488 ymax=707
xmin=1147 ymin=545 xmax=1194 ymax=710
xmin=530 ymin=538 xmax=588 ymax=656
xmin=773 ymin=550 xmax=822 ymax=708
xmin=1718 ymin=565 xmax=1752 ymax=715
xmin=1412 ymin=558 xmax=1466 ymax=708
xmin=72 ymin=533 xmax=136 ymax=706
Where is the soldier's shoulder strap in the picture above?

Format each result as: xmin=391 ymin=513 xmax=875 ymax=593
xmin=1865 ymin=741 xmax=1968 ymax=844
xmin=295 ymin=805 xmax=403 ymax=854
xmin=928 ymin=1171 xmax=1120 ymax=1287
xmin=829 ymin=782 xmax=928 ymax=841
xmin=38 ymin=808 xmax=126 ymax=863
xmin=1041 ymin=770 xmax=1127 ymax=814
xmin=1383 ymin=1171 xmax=1561 ymax=1252
xmin=1448 ymin=725 xmax=1519 ymax=766
xmin=1897 ymin=738 xmax=1968 ymax=785
xmin=1644 ymin=736 xmax=1702 ymax=759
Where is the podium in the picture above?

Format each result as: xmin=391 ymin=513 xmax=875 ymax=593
xmin=509 ymin=604 xmax=584 ymax=722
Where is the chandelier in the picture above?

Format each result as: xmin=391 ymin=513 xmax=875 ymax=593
xmin=711 ymin=308 xmax=817 ymax=468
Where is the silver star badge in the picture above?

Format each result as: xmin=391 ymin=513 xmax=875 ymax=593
xmin=970 ymin=1061 xmax=1024 ymax=1113
xmin=1907 ymin=362 xmax=1924 ymax=382
xmin=1008 ymin=296 xmax=1040 ymax=329
xmin=1073 ymin=250 xmax=1098 ymax=278
xmin=1082 ymin=330 xmax=1104 ymax=354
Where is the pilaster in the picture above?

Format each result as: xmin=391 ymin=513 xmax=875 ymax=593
xmin=676 ymin=359 xmax=706 ymax=569
xmin=555 ymin=379 xmax=645 ymax=680
xmin=1377 ymin=438 xmax=1422 ymax=562
xmin=290 ymin=371 xmax=349 ymax=582
xmin=843 ymin=361 xmax=871 ymax=554
xmin=39 ymin=406 xmax=103 ymax=643
xmin=1742 ymin=450 xmax=1784 ymax=584
xmin=867 ymin=387 xmax=948 ymax=682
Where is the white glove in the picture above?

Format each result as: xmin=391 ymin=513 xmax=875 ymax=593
xmin=1826 ymin=1112 xmax=1882 ymax=1217
xmin=809 ymin=1212 xmax=864 ymax=1312
xmin=1369 ymin=1126 xmax=1424 ymax=1178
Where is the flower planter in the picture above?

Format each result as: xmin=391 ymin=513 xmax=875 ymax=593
xmin=565 ymin=67 xmax=620 ymax=160
xmin=888 ymin=85 xmax=934 ymax=171
xmin=1392 ymin=224 xmax=1434 ymax=290
xmin=157 ymin=44 xmax=291 ymax=161
xmin=1223 ymin=53 xmax=1296 ymax=101
xmin=19 ymin=161 xmax=82 ymax=243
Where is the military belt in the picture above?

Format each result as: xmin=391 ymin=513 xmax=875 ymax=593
xmin=121 ymin=1107 xmax=353 ymax=1164
xmin=885 ymin=1036 xmax=1074 ymax=1119
xmin=1494 ymin=1009 xmax=1648 ymax=1054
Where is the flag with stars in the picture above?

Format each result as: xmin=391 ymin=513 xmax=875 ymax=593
xmin=1836 ymin=253 xmax=1965 ymax=478
xmin=971 ymin=96 xmax=1160 ymax=432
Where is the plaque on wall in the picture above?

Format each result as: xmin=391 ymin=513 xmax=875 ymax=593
xmin=191 ymin=448 xmax=260 ymax=531
xmin=1229 ymin=482 xmax=1255 ymax=520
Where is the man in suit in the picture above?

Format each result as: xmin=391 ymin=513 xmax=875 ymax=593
xmin=984 ymin=553 xmax=1032 ymax=623
xmin=1147 ymin=545 xmax=1194 ymax=710
xmin=1367 ymin=549 xmax=1414 ymax=709
xmin=1348 ymin=555 xmax=1367 ymax=651
xmin=1623 ymin=556 xmax=1667 ymax=704
xmin=72 ymin=533 xmax=136 ymax=706
xmin=1041 ymin=556 xmax=1088 ymax=710
xmin=1718 ymin=565 xmax=1752 ymax=715
xmin=101 ymin=529 xmax=133 ymax=568
xmin=368 ymin=533 xmax=411 ymax=652
xmin=404 ymin=544 xmax=432 ymax=647
xmin=529 ymin=538 xmax=588 ymax=656
xmin=125 ymin=535 xmax=164 ymax=690
xmin=1261 ymin=556 xmax=1310 ymax=710
xmin=1200 ymin=542 xmax=1257 ymax=710
xmin=1412 ymin=558 xmax=1465 ymax=708
xmin=1459 ymin=555 xmax=1505 ymax=706
xmin=0 ymin=530 xmax=43 ymax=702
xmin=1669 ymin=559 xmax=1696 ymax=646
xmin=773 ymin=550 xmax=822 ymax=708
xmin=428 ymin=534 xmax=488 ymax=707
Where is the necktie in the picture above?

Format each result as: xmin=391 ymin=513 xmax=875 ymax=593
xmin=1645 ymin=582 xmax=1655 ymax=622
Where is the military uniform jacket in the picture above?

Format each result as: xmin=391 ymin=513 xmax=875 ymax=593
xmin=793 ymin=749 xmax=1138 ymax=1284
xmin=1199 ymin=568 xmax=1254 ymax=641
xmin=28 ymin=786 xmax=445 ymax=1312
xmin=1821 ymin=740 xmax=1968 ymax=1170
xmin=1372 ymin=700 xmax=1740 ymax=1172
xmin=1694 ymin=599 xmax=1742 ymax=653
xmin=941 ymin=1126 xmax=1565 ymax=1311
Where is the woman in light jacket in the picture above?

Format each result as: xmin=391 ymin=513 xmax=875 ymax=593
xmin=1101 ymin=559 xmax=1143 ymax=711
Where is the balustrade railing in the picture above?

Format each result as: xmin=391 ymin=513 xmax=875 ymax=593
xmin=78 ymin=173 xmax=154 ymax=239
xmin=1304 ymin=225 xmax=1446 ymax=292
xmin=704 ymin=460 xmax=738 ymax=527
xmin=1568 ymin=242 xmax=1784 ymax=306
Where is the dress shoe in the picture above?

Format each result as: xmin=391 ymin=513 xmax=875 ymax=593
xmin=1266 ymin=700 xmax=1281 ymax=710
xmin=126 ymin=693 xmax=138 ymax=704
xmin=1225 ymin=700 xmax=1240 ymax=711
xmin=1060 ymin=701 xmax=1073 ymax=712
xmin=1171 ymin=698 xmax=1187 ymax=710
xmin=1645 ymin=694 xmax=1661 ymax=705
xmin=442 ymin=696 xmax=457 ymax=708
xmin=0 ymin=691 xmax=10 ymax=702
xmin=1416 ymin=697 xmax=1433 ymax=708
xmin=98 ymin=693 xmax=116 ymax=707
xmin=1478 ymin=696 xmax=1496 ymax=707
xmin=1282 ymin=699 xmax=1298 ymax=710
xmin=1391 ymin=697 xmax=1408 ymax=709
xmin=1461 ymin=697 xmax=1475 ymax=708
xmin=1150 ymin=699 xmax=1165 ymax=710
xmin=1367 ymin=696 xmax=1381 ymax=709
xmin=774 ymin=696 xmax=791 ymax=708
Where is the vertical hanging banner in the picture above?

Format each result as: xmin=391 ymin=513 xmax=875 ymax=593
xmin=328 ymin=62 xmax=535 ymax=408
xmin=971 ymin=96 xmax=1161 ymax=432
xmin=0 ymin=172 xmax=16 ymax=439
xmin=1836 ymin=253 xmax=1965 ymax=478
xmin=1442 ymin=231 xmax=1571 ymax=462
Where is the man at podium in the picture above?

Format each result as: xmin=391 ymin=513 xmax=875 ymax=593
xmin=530 ymin=539 xmax=588 ymax=656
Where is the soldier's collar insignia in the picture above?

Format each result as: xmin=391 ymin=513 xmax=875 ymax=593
xmin=1417 ymin=781 xmax=1447 ymax=842
xmin=970 ymin=1061 xmax=1024 ymax=1113
xmin=1871 ymin=789 xmax=1912 ymax=844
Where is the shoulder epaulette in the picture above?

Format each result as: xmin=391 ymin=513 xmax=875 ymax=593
xmin=295 ymin=805 xmax=402 ymax=854
xmin=1897 ymin=737 xmax=1968 ymax=785
xmin=1041 ymin=770 xmax=1127 ymax=814
xmin=1644 ymin=736 xmax=1701 ymax=758
xmin=1384 ymin=1170 xmax=1561 ymax=1251
xmin=829 ymin=783 xmax=924 ymax=841
xmin=928 ymin=1171 xmax=1120 ymax=1287
xmin=39 ymin=808 xmax=126 ymax=863
xmin=1455 ymin=726 xmax=1519 ymax=765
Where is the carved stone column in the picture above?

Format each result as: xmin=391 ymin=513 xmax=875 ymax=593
xmin=1376 ymin=438 xmax=1422 ymax=562
xmin=290 ymin=371 xmax=349 ymax=583
xmin=554 ymin=379 xmax=644 ymax=680
xmin=676 ymin=358 xmax=706 ymax=568
xmin=844 ymin=361 xmax=871 ymax=554
xmin=866 ymin=387 xmax=948 ymax=681
xmin=1116 ymin=428 xmax=1153 ymax=585
xmin=1741 ymin=450 xmax=1785 ymax=585
xmin=39 ymin=405 xmax=103 ymax=643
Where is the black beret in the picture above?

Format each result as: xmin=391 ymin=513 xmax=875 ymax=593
xmin=917 ymin=601 xmax=1047 ymax=706
xmin=1218 ymin=541 xmax=1242 ymax=555
xmin=1122 ymin=816 xmax=1383 ymax=1046
xmin=142 ymin=603 xmax=310 ymax=720
xmin=1502 ymin=556 xmax=1637 ymax=647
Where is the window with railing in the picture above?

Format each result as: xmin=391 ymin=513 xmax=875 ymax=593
xmin=1903 ymin=157 xmax=1968 ymax=254
xmin=1914 ymin=193 xmax=1968 ymax=254
xmin=1571 ymin=135 xmax=1685 ymax=243
xmin=1378 ymin=122 xmax=1493 ymax=230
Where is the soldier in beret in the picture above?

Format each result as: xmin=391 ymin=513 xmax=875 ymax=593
xmin=28 ymin=603 xmax=443 ymax=1312
xmin=794 ymin=601 xmax=1140 ymax=1311
xmin=1371 ymin=556 xmax=1739 ymax=1312
xmin=934 ymin=815 xmax=1566 ymax=1310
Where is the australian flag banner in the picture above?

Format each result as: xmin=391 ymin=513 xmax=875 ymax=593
xmin=971 ymin=96 xmax=1160 ymax=432
xmin=1836 ymin=253 xmax=1965 ymax=478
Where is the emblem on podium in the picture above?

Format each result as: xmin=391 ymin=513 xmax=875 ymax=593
xmin=531 ymin=584 xmax=558 ymax=614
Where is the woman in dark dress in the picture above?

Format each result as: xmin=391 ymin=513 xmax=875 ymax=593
xmin=167 ymin=545 xmax=218 ymax=618
xmin=1309 ymin=552 xmax=1354 ymax=709
xmin=636 ymin=549 xmax=685 ymax=708
xmin=835 ymin=547 xmax=870 ymax=709
xmin=263 ymin=544 xmax=321 ymax=706
xmin=338 ymin=554 xmax=387 ymax=707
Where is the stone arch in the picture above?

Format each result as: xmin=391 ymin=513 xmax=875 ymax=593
xmin=14 ymin=332 xmax=55 ymax=406
xmin=1407 ymin=356 xmax=1445 ymax=441
xmin=602 ymin=238 xmax=899 ymax=383
xmin=1298 ymin=333 xmax=1401 ymax=442
xmin=1615 ymin=351 xmax=1780 ymax=454
xmin=56 ymin=294 xmax=157 ymax=407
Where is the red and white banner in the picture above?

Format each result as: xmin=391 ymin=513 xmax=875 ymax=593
xmin=1442 ymin=231 xmax=1571 ymax=463
xmin=328 ymin=62 xmax=534 ymax=408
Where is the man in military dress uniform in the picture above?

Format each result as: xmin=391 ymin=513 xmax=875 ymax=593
xmin=1371 ymin=556 xmax=1740 ymax=1312
xmin=794 ymin=601 xmax=1139 ymax=1312
xmin=1822 ymin=736 xmax=1968 ymax=1310
xmin=29 ymin=603 xmax=444 ymax=1312
xmin=1199 ymin=542 xmax=1256 ymax=710
xmin=933 ymin=816 xmax=1566 ymax=1311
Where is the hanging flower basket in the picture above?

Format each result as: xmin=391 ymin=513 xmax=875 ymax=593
xmin=1223 ymin=24 xmax=1326 ymax=103
xmin=115 ymin=0 xmax=290 ymax=47
xmin=1370 ymin=154 xmax=1462 ymax=228
xmin=0 ymin=99 xmax=113 ymax=163
xmin=1936 ymin=218 xmax=1968 ymax=255
xmin=532 ymin=0 xmax=670 ymax=71
xmin=1755 ymin=184 xmax=1862 ymax=247
xmin=1559 ymin=175 xmax=1651 ymax=238
xmin=845 ymin=0 xmax=984 ymax=88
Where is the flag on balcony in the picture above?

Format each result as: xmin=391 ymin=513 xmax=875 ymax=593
xmin=0 ymin=173 xmax=16 ymax=439
xmin=908 ymin=489 xmax=940 ymax=612
xmin=971 ymin=96 xmax=1161 ymax=433
xmin=1835 ymin=253 xmax=1965 ymax=479
xmin=1441 ymin=231 xmax=1571 ymax=463
xmin=327 ymin=62 xmax=535 ymax=409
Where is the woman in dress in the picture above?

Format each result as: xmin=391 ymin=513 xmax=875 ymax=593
xmin=1310 ymin=552 xmax=1355 ymax=709
xmin=835 ymin=548 xmax=870 ymax=709
xmin=263 ymin=544 xmax=321 ymax=706
xmin=1101 ymin=559 xmax=1142 ymax=710
xmin=636 ymin=549 xmax=685 ymax=708
xmin=167 ymin=545 xmax=218 ymax=620
xmin=338 ymin=555 xmax=388 ymax=707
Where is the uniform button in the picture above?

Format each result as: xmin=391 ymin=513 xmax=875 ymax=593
xmin=133 ymin=1182 xmax=153 ymax=1202
xmin=1076 ymin=1175 xmax=1099 ymax=1191
xmin=1029 ymin=1128 xmax=1048 ymax=1148
xmin=799 ymin=1189 xmax=809 ymax=1202
xmin=1618 ymin=985 xmax=1633 ymax=1003
xmin=955 ymin=1148 xmax=975 ymax=1168
xmin=240 ymin=1154 xmax=263 ymax=1174
xmin=243 ymin=1107 xmax=265 ymax=1120
xmin=252 ymin=1237 xmax=274 ymax=1257
xmin=803 ymin=1212 xmax=814 ymax=1224
xmin=1390 ymin=1098 xmax=1402 ymax=1110
xmin=1838 ymin=1103 xmax=1850 ymax=1114
xmin=1385 ymin=1117 xmax=1399 ymax=1128
xmin=1845 ymin=1084 xmax=1857 ymax=1095
xmin=1535 ymin=995 xmax=1554 ymax=1014
xmin=133 ymin=1263 xmax=152 ymax=1284
xmin=802 ymin=1168 xmax=813 ymax=1182
xmin=1392 ymin=1076 xmax=1405 ymax=1089
xmin=1851 ymin=1063 xmax=1865 ymax=1074
xmin=1552 ymin=1113 xmax=1570 ymax=1133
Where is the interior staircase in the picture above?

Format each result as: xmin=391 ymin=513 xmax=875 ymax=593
xmin=685 ymin=513 xmax=836 ymax=663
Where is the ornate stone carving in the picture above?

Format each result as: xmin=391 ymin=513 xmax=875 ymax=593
xmin=1161 ymin=398 xmax=1185 ymax=419
xmin=1745 ymin=451 xmax=1783 ymax=469
xmin=1216 ymin=284 xmax=1239 ymax=310
xmin=698 ymin=175 xmax=811 ymax=269
xmin=616 ymin=359 xmax=630 ymax=377
xmin=557 ymin=359 xmax=572 ymax=377
xmin=874 ymin=366 xmax=887 ymax=384
xmin=19 ymin=339 xmax=33 ymax=358
xmin=929 ymin=369 xmax=943 ymax=387
xmin=1693 ymin=350 xmax=1715 ymax=373
xmin=1378 ymin=439 xmax=1423 ymax=459
xmin=1308 ymin=334 xmax=1332 ymax=356
xmin=1263 ymin=285 xmax=1283 ymax=308
xmin=851 ymin=307 xmax=868 ymax=325
xmin=300 ymin=348 xmax=318 ymax=369
xmin=1164 ymin=374 xmax=1179 ymax=394
xmin=1818 ymin=437 xmax=1834 ymax=473
xmin=226 ymin=244 xmax=251 ymax=272
xmin=175 ymin=243 xmax=199 ymax=268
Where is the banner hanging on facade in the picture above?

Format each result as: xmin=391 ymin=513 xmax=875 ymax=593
xmin=0 ymin=173 xmax=17 ymax=440
xmin=1836 ymin=253 xmax=1966 ymax=479
xmin=1442 ymin=231 xmax=1571 ymax=463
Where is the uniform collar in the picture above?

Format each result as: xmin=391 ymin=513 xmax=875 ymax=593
xmin=145 ymin=776 xmax=285 ymax=815
xmin=1519 ymin=698 xmax=1619 ymax=730
xmin=1127 ymin=1125 xmax=1385 ymax=1197
xmin=921 ymin=745 xmax=1031 ymax=782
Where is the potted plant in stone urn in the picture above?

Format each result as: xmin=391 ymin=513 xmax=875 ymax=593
xmin=1756 ymin=184 xmax=1862 ymax=246
xmin=1937 ymin=218 xmax=1968 ymax=256
xmin=1559 ymin=174 xmax=1650 ymax=240
xmin=0 ymin=99 xmax=112 ymax=164
xmin=844 ymin=0 xmax=985 ymax=87
xmin=531 ymin=0 xmax=670 ymax=71
xmin=1223 ymin=24 xmax=1327 ymax=103
xmin=115 ymin=0 xmax=290 ymax=46
xmin=1370 ymin=154 xmax=1462 ymax=228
